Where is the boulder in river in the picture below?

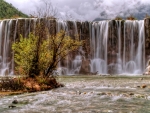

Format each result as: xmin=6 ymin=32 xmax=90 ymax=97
xmin=143 ymin=60 xmax=150 ymax=75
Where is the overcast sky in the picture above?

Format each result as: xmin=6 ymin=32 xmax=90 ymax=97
xmin=4 ymin=0 xmax=150 ymax=21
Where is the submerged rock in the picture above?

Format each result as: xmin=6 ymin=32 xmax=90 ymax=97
xmin=141 ymin=84 xmax=147 ymax=88
xmin=12 ymin=100 xmax=18 ymax=104
xmin=8 ymin=105 xmax=16 ymax=108
xmin=97 ymin=92 xmax=107 ymax=95
xmin=129 ymin=93 xmax=134 ymax=96
xmin=137 ymin=84 xmax=147 ymax=88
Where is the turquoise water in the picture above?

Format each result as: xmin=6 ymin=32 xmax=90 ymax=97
xmin=0 ymin=75 xmax=150 ymax=113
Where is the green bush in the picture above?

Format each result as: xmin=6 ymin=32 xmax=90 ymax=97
xmin=12 ymin=33 xmax=37 ymax=75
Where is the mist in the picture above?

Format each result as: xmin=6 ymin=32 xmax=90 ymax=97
xmin=5 ymin=0 xmax=150 ymax=21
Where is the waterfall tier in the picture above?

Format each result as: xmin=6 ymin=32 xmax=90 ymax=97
xmin=0 ymin=18 xmax=150 ymax=75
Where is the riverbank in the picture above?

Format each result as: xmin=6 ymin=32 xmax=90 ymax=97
xmin=0 ymin=91 xmax=24 ymax=97
xmin=0 ymin=76 xmax=64 ymax=97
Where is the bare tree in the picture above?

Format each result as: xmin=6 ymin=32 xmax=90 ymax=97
xmin=31 ymin=0 xmax=58 ymax=18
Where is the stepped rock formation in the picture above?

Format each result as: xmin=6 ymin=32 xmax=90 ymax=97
xmin=0 ymin=18 xmax=150 ymax=75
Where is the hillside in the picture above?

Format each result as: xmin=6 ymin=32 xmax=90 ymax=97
xmin=0 ymin=0 xmax=28 ymax=19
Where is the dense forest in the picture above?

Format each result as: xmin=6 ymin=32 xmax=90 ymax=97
xmin=0 ymin=0 xmax=28 ymax=19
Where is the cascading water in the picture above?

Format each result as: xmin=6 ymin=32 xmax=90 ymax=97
xmin=89 ymin=20 xmax=145 ymax=75
xmin=0 ymin=20 xmax=14 ymax=75
xmin=56 ymin=19 xmax=82 ymax=75
xmin=55 ymin=19 xmax=145 ymax=75
xmin=135 ymin=20 xmax=145 ymax=74
xmin=122 ymin=20 xmax=145 ymax=74
xmin=90 ymin=21 xmax=109 ymax=74
xmin=0 ymin=18 xmax=38 ymax=76
xmin=0 ymin=18 xmax=146 ymax=75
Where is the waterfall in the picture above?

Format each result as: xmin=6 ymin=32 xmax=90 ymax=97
xmin=11 ymin=19 xmax=18 ymax=75
xmin=0 ymin=20 xmax=15 ymax=75
xmin=135 ymin=20 xmax=145 ymax=74
xmin=89 ymin=20 xmax=145 ymax=75
xmin=56 ymin=19 xmax=82 ymax=75
xmin=122 ymin=20 xmax=145 ymax=74
xmin=0 ymin=18 xmax=146 ymax=75
xmin=55 ymin=19 xmax=145 ymax=75
xmin=90 ymin=21 xmax=109 ymax=74
xmin=0 ymin=18 xmax=38 ymax=76
xmin=0 ymin=20 xmax=12 ymax=75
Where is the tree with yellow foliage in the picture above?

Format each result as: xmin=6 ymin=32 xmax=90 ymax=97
xmin=12 ymin=30 xmax=82 ymax=77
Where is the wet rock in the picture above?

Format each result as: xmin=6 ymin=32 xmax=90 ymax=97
xmin=8 ymin=105 xmax=16 ymax=108
xmin=137 ymin=86 xmax=141 ymax=88
xmin=143 ymin=66 xmax=150 ymax=75
xmin=97 ymin=92 xmax=106 ymax=95
xmin=107 ymin=85 xmax=110 ymax=87
xmin=134 ymin=94 xmax=145 ymax=98
xmin=129 ymin=93 xmax=134 ymax=96
xmin=79 ymin=59 xmax=91 ymax=74
xmin=122 ymin=93 xmax=129 ymax=97
xmin=12 ymin=100 xmax=18 ymax=104
xmin=137 ymin=85 xmax=147 ymax=88
xmin=82 ymin=92 xmax=87 ymax=94
xmin=143 ymin=60 xmax=150 ymax=75
xmin=77 ymin=91 xmax=81 ymax=95
xmin=106 ymin=92 xmax=112 ymax=96
xmin=141 ymin=84 xmax=147 ymax=88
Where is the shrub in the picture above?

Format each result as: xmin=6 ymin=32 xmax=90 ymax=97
xmin=12 ymin=30 xmax=82 ymax=77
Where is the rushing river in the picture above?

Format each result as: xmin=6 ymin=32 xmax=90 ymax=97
xmin=1 ymin=75 xmax=150 ymax=113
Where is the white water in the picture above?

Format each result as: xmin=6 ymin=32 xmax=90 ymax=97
xmin=90 ymin=21 xmax=109 ymax=74
xmin=91 ymin=20 xmax=145 ymax=75
xmin=122 ymin=20 xmax=145 ymax=74
xmin=56 ymin=20 xmax=145 ymax=75
xmin=0 ymin=18 xmax=38 ymax=76
xmin=1 ymin=76 xmax=150 ymax=113
xmin=0 ymin=20 xmax=14 ymax=75
xmin=0 ymin=19 xmax=146 ymax=75
xmin=56 ymin=19 xmax=82 ymax=75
